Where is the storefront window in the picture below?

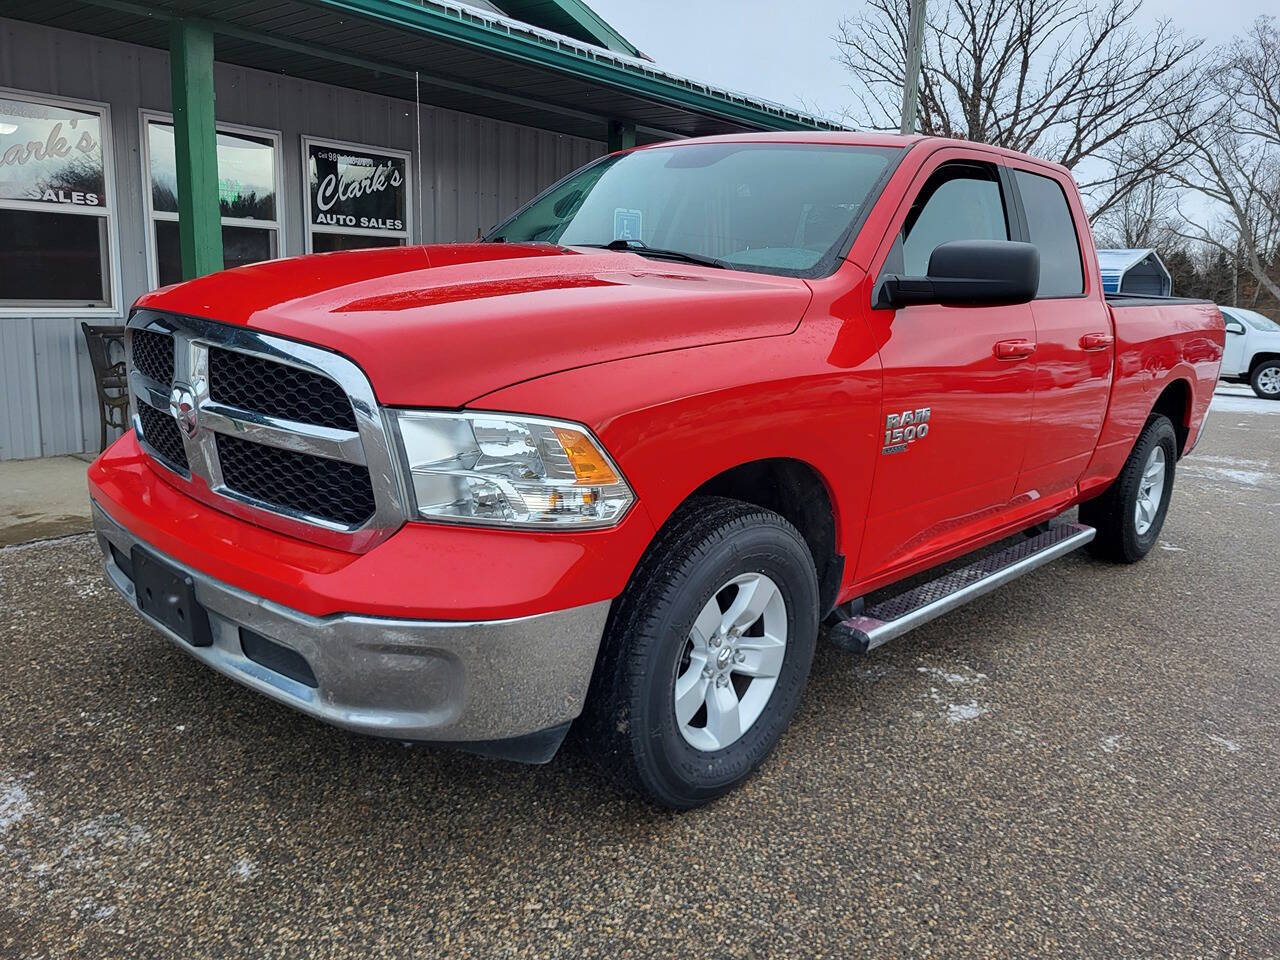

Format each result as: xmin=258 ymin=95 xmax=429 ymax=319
xmin=143 ymin=115 xmax=282 ymax=287
xmin=0 ymin=90 xmax=115 ymax=310
xmin=304 ymin=137 xmax=410 ymax=252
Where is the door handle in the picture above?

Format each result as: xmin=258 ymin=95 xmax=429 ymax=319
xmin=1079 ymin=332 xmax=1114 ymax=351
xmin=994 ymin=339 xmax=1036 ymax=360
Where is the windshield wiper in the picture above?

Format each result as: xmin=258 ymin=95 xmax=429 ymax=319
xmin=579 ymin=239 xmax=727 ymax=269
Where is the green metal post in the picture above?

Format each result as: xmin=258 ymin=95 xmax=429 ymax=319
xmin=607 ymin=120 xmax=636 ymax=153
xmin=169 ymin=20 xmax=222 ymax=280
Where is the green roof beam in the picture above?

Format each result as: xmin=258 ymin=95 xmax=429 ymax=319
xmin=607 ymin=120 xmax=636 ymax=153
xmin=168 ymin=19 xmax=222 ymax=279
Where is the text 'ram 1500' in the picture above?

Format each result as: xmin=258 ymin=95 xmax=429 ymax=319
xmin=89 ymin=133 xmax=1224 ymax=808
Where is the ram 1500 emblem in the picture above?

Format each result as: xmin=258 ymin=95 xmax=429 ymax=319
xmin=882 ymin=407 xmax=931 ymax=455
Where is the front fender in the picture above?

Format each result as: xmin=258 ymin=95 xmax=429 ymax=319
xmin=469 ymin=323 xmax=883 ymax=588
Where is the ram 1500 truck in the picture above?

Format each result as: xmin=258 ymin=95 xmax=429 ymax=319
xmin=89 ymin=133 xmax=1223 ymax=808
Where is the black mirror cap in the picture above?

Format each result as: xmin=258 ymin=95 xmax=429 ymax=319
xmin=875 ymin=239 xmax=1040 ymax=309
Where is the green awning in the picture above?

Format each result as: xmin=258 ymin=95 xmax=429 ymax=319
xmin=5 ymin=0 xmax=844 ymax=143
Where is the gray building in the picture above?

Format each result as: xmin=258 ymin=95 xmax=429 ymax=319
xmin=1097 ymin=248 xmax=1173 ymax=298
xmin=0 ymin=1 xmax=836 ymax=460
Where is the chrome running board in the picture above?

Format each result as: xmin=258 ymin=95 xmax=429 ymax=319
xmin=830 ymin=523 xmax=1096 ymax=654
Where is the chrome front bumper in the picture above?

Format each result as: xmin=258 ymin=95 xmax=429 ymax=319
xmin=92 ymin=502 xmax=611 ymax=758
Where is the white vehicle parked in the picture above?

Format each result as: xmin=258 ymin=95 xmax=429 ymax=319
xmin=1220 ymin=306 xmax=1280 ymax=400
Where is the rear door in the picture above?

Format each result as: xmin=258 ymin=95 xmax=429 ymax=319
xmin=857 ymin=152 xmax=1037 ymax=580
xmin=1006 ymin=164 xmax=1114 ymax=499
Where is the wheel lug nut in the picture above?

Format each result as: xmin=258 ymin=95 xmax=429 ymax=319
xmin=708 ymin=635 xmax=721 ymax=648
xmin=735 ymin=651 xmax=746 ymax=663
xmin=702 ymin=665 xmax=713 ymax=679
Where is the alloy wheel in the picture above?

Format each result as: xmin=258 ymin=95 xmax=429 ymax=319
xmin=1257 ymin=366 xmax=1280 ymax=396
xmin=1134 ymin=445 xmax=1167 ymax=536
xmin=674 ymin=572 xmax=788 ymax=752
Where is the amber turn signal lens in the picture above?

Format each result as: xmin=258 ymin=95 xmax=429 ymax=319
xmin=553 ymin=427 xmax=620 ymax=484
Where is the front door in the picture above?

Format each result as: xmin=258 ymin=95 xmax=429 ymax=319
xmin=857 ymin=155 xmax=1036 ymax=581
xmin=1222 ymin=310 xmax=1248 ymax=376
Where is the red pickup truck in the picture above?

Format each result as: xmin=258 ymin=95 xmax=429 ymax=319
xmin=89 ymin=133 xmax=1222 ymax=808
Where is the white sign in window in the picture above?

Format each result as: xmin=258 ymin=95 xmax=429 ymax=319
xmin=141 ymin=113 xmax=284 ymax=288
xmin=0 ymin=88 xmax=118 ymax=313
xmin=304 ymin=137 xmax=411 ymax=253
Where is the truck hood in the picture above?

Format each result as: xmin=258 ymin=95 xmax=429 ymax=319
xmin=136 ymin=243 xmax=813 ymax=407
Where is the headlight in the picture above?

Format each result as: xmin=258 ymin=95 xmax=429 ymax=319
xmin=391 ymin=410 xmax=635 ymax=529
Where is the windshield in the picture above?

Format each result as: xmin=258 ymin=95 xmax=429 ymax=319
xmin=1239 ymin=309 xmax=1280 ymax=333
xmin=487 ymin=143 xmax=901 ymax=277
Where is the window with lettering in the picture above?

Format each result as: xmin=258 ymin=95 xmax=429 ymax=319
xmin=0 ymin=90 xmax=116 ymax=310
xmin=143 ymin=115 xmax=282 ymax=287
xmin=304 ymin=138 xmax=411 ymax=252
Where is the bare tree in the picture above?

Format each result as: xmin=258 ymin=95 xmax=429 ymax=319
xmin=1092 ymin=155 xmax=1179 ymax=248
xmin=1171 ymin=17 xmax=1280 ymax=304
xmin=833 ymin=0 xmax=1204 ymax=216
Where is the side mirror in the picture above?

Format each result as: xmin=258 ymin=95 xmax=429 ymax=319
xmin=875 ymin=239 xmax=1040 ymax=309
xmin=1223 ymin=319 xmax=1245 ymax=335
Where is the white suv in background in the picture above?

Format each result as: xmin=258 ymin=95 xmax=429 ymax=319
xmin=1220 ymin=306 xmax=1280 ymax=400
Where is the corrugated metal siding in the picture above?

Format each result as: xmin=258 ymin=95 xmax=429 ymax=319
xmin=0 ymin=16 xmax=604 ymax=460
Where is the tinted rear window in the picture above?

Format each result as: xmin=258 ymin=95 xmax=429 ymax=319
xmin=1014 ymin=170 xmax=1084 ymax=298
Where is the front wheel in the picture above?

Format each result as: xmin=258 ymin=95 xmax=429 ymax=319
xmin=1079 ymin=414 xmax=1178 ymax=563
xmin=1250 ymin=360 xmax=1280 ymax=400
xmin=582 ymin=496 xmax=819 ymax=809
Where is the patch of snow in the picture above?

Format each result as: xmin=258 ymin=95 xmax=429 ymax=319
xmin=233 ymin=857 xmax=258 ymax=881
xmin=1158 ymin=541 xmax=1186 ymax=552
xmin=922 ymin=682 xmax=990 ymax=724
xmin=916 ymin=664 xmax=986 ymax=685
xmin=1100 ymin=735 xmax=1124 ymax=754
xmin=1183 ymin=463 xmax=1275 ymax=488
xmin=174 ymin=724 xmax=186 ymax=733
xmin=77 ymin=899 xmax=117 ymax=921
xmin=1206 ymin=734 xmax=1242 ymax=753
xmin=0 ymin=777 xmax=34 ymax=833
xmin=1219 ymin=468 xmax=1271 ymax=486
xmin=944 ymin=701 xmax=988 ymax=724
xmin=1195 ymin=454 xmax=1268 ymax=468
xmin=1209 ymin=394 xmax=1280 ymax=415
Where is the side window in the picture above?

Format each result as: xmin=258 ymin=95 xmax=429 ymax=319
xmin=900 ymin=164 xmax=1008 ymax=276
xmin=1014 ymin=169 xmax=1084 ymax=298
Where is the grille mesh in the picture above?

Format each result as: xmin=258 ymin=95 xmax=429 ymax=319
xmin=137 ymin=402 xmax=189 ymax=472
xmin=209 ymin=347 xmax=357 ymax=431
xmin=216 ymin=434 xmax=375 ymax=527
xmin=131 ymin=330 xmax=175 ymax=386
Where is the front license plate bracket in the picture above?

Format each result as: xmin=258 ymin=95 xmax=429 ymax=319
xmin=130 ymin=547 xmax=214 ymax=647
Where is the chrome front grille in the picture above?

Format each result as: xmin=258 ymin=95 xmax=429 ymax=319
xmin=216 ymin=433 xmax=377 ymax=527
xmin=126 ymin=310 xmax=406 ymax=552
xmin=208 ymin=346 xmax=358 ymax=431
xmin=136 ymin=400 xmax=190 ymax=472
xmin=131 ymin=329 xmax=176 ymax=385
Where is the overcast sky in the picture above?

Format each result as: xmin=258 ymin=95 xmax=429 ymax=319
xmin=589 ymin=0 xmax=1271 ymax=122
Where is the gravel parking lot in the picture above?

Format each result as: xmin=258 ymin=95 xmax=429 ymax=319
xmin=2 ymin=386 xmax=1278 ymax=959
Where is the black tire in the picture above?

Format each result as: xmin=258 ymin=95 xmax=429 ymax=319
xmin=1079 ymin=414 xmax=1178 ymax=563
xmin=582 ymin=496 xmax=819 ymax=809
xmin=1250 ymin=360 xmax=1280 ymax=400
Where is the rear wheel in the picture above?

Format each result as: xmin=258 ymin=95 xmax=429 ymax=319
xmin=1250 ymin=360 xmax=1280 ymax=400
xmin=582 ymin=496 xmax=819 ymax=809
xmin=1079 ymin=415 xmax=1178 ymax=563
